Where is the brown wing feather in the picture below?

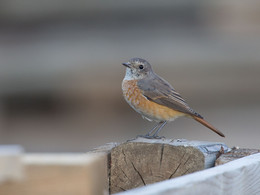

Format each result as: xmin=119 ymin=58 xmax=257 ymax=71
xmin=137 ymin=74 xmax=202 ymax=118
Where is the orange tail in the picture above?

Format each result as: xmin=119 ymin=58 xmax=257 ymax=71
xmin=193 ymin=116 xmax=225 ymax=137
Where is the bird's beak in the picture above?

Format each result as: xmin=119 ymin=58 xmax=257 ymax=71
xmin=122 ymin=62 xmax=131 ymax=68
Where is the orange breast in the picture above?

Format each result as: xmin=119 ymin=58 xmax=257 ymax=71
xmin=122 ymin=80 xmax=185 ymax=121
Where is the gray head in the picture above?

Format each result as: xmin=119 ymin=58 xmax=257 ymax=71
xmin=122 ymin=58 xmax=154 ymax=80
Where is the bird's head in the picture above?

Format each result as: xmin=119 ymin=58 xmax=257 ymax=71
xmin=122 ymin=58 xmax=153 ymax=80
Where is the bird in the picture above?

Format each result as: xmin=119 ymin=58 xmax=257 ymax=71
xmin=121 ymin=57 xmax=225 ymax=138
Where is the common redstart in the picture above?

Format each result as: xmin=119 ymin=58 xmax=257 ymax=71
xmin=122 ymin=58 xmax=225 ymax=138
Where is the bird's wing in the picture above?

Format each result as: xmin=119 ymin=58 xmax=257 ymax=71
xmin=137 ymin=75 xmax=203 ymax=118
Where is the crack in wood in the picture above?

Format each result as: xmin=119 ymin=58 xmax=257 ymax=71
xmin=180 ymin=151 xmax=187 ymax=163
xmin=168 ymin=161 xmax=182 ymax=179
xmin=108 ymin=152 xmax=112 ymax=194
xmin=116 ymin=185 xmax=127 ymax=191
xmin=183 ymin=156 xmax=191 ymax=165
xmin=120 ymin=167 xmax=131 ymax=182
xmin=168 ymin=152 xmax=187 ymax=179
xmin=183 ymin=168 xmax=190 ymax=175
xmin=130 ymin=161 xmax=146 ymax=186
xmin=122 ymin=149 xmax=128 ymax=165
xmin=160 ymin=144 xmax=165 ymax=168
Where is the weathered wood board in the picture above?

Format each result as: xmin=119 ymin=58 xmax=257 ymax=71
xmin=216 ymin=147 xmax=260 ymax=166
xmin=109 ymin=137 xmax=229 ymax=194
xmin=0 ymin=153 xmax=108 ymax=195
xmin=0 ymin=139 xmax=231 ymax=195
xmin=115 ymin=153 xmax=260 ymax=195
xmin=0 ymin=145 xmax=24 ymax=182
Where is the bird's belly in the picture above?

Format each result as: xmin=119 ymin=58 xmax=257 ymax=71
xmin=122 ymin=80 xmax=185 ymax=121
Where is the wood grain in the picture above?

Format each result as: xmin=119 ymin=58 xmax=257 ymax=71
xmin=110 ymin=137 xmax=228 ymax=194
xmin=115 ymin=153 xmax=260 ymax=195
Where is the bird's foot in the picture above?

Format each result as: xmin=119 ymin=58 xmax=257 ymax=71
xmin=126 ymin=137 xmax=137 ymax=142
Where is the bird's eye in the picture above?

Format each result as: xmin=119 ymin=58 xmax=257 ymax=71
xmin=139 ymin=65 xmax=144 ymax=69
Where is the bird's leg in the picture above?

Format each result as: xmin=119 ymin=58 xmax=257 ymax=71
xmin=145 ymin=122 xmax=161 ymax=136
xmin=137 ymin=121 xmax=166 ymax=139
xmin=151 ymin=121 xmax=167 ymax=138
xmin=136 ymin=122 xmax=160 ymax=139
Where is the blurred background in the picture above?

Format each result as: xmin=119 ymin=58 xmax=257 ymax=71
xmin=0 ymin=0 xmax=259 ymax=152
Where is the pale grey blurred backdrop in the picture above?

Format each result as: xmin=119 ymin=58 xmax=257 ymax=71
xmin=0 ymin=0 xmax=259 ymax=152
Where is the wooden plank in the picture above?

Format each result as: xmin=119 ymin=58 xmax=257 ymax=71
xmin=215 ymin=147 xmax=260 ymax=165
xmin=110 ymin=137 xmax=229 ymax=194
xmin=115 ymin=153 xmax=260 ymax=195
xmin=0 ymin=153 xmax=108 ymax=195
xmin=128 ymin=138 xmax=230 ymax=168
xmin=0 ymin=145 xmax=24 ymax=182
